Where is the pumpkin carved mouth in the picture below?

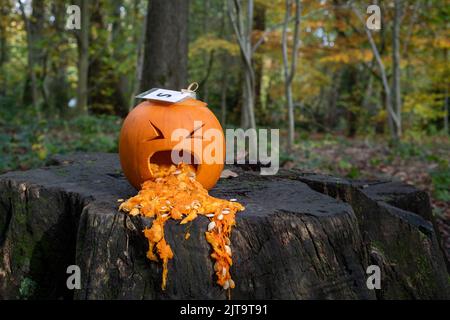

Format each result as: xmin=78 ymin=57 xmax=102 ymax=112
xmin=149 ymin=150 xmax=199 ymax=171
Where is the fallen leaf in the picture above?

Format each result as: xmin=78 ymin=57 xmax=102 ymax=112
xmin=282 ymin=160 xmax=295 ymax=169
xmin=220 ymin=169 xmax=239 ymax=178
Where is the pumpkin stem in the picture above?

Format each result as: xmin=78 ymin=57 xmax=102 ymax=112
xmin=181 ymin=82 xmax=199 ymax=99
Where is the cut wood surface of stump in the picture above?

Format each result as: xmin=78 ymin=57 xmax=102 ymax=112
xmin=0 ymin=153 xmax=448 ymax=299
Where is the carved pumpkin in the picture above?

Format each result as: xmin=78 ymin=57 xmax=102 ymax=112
xmin=119 ymin=98 xmax=225 ymax=190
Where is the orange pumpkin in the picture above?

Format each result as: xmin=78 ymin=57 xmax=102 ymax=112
xmin=119 ymin=98 xmax=225 ymax=190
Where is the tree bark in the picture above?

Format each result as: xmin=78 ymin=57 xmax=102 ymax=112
xmin=76 ymin=0 xmax=89 ymax=114
xmin=139 ymin=0 xmax=189 ymax=91
xmin=1 ymin=153 xmax=449 ymax=299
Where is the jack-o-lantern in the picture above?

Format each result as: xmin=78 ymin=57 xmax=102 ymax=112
xmin=119 ymin=97 xmax=225 ymax=190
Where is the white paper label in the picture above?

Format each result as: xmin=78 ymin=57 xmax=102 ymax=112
xmin=136 ymin=88 xmax=190 ymax=103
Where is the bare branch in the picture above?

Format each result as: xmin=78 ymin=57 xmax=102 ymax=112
xmin=281 ymin=0 xmax=291 ymax=84
xmin=351 ymin=4 xmax=400 ymax=126
xmin=288 ymin=0 xmax=301 ymax=84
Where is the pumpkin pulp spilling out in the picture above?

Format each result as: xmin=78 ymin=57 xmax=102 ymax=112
xmin=119 ymin=162 xmax=244 ymax=291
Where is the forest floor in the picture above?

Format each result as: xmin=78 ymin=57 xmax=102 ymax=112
xmin=284 ymin=133 xmax=450 ymax=261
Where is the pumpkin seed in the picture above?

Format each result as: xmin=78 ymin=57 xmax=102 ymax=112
xmin=218 ymin=214 xmax=224 ymax=220
xmin=222 ymin=267 xmax=227 ymax=277
xmin=206 ymin=213 xmax=215 ymax=218
xmin=230 ymin=199 xmax=237 ymax=202
xmin=208 ymin=221 xmax=216 ymax=231
xmin=229 ymin=279 xmax=235 ymax=289
xmin=223 ymin=280 xmax=230 ymax=290
xmin=225 ymin=245 xmax=232 ymax=256
xmin=191 ymin=200 xmax=200 ymax=207
xmin=130 ymin=208 xmax=140 ymax=216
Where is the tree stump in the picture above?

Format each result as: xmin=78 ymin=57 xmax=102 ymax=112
xmin=0 ymin=153 xmax=448 ymax=299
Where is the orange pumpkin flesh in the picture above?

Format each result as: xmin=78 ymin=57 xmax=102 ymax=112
xmin=119 ymin=163 xmax=245 ymax=290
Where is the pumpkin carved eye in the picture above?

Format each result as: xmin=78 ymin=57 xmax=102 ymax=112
xmin=186 ymin=123 xmax=205 ymax=139
xmin=146 ymin=121 xmax=165 ymax=141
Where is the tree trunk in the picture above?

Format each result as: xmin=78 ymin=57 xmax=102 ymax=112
xmin=285 ymin=83 xmax=295 ymax=147
xmin=344 ymin=67 xmax=358 ymax=137
xmin=220 ymin=55 xmax=230 ymax=127
xmin=352 ymin=5 xmax=399 ymax=141
xmin=253 ymin=3 xmax=266 ymax=115
xmin=48 ymin=0 xmax=69 ymax=116
xmin=392 ymin=0 xmax=403 ymax=138
xmin=326 ymin=69 xmax=342 ymax=129
xmin=111 ymin=0 xmax=130 ymax=117
xmin=282 ymin=0 xmax=301 ymax=153
xmin=227 ymin=0 xmax=256 ymax=131
xmin=18 ymin=0 xmax=44 ymax=118
xmin=139 ymin=0 xmax=189 ymax=91
xmin=198 ymin=49 xmax=215 ymax=102
xmin=1 ymin=153 xmax=449 ymax=299
xmin=202 ymin=0 xmax=211 ymax=102
xmin=242 ymin=70 xmax=254 ymax=129
xmin=29 ymin=0 xmax=46 ymax=110
xmin=362 ymin=71 xmax=374 ymax=112
xmin=243 ymin=0 xmax=256 ymax=131
xmin=129 ymin=0 xmax=146 ymax=110
xmin=445 ymin=87 xmax=449 ymax=134
xmin=0 ymin=4 xmax=10 ymax=96
xmin=76 ymin=0 xmax=89 ymax=114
